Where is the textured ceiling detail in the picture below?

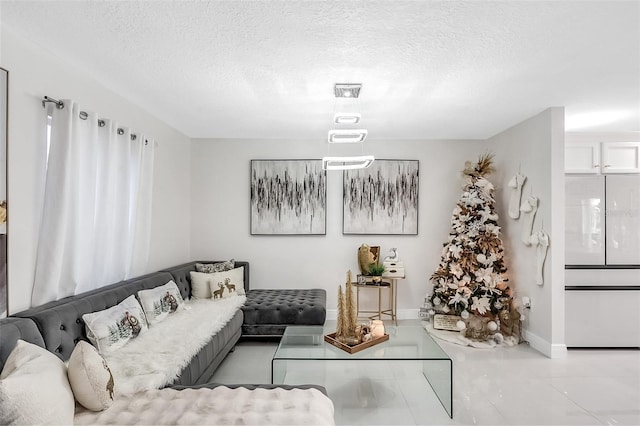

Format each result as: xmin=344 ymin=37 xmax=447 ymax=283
xmin=1 ymin=1 xmax=638 ymax=139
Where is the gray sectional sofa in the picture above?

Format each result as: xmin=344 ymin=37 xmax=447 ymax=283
xmin=0 ymin=260 xmax=327 ymax=388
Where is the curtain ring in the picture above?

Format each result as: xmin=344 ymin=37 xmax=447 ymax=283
xmin=117 ymin=128 xmax=124 ymax=135
xmin=79 ymin=111 xmax=88 ymax=120
xmin=98 ymin=119 xmax=105 ymax=127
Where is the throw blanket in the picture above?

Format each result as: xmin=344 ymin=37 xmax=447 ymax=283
xmin=74 ymin=386 xmax=335 ymax=426
xmin=104 ymin=296 xmax=246 ymax=395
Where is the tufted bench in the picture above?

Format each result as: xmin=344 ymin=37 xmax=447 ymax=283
xmin=242 ymin=289 xmax=327 ymax=336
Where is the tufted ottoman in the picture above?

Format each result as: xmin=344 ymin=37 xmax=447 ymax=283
xmin=241 ymin=289 xmax=326 ymax=336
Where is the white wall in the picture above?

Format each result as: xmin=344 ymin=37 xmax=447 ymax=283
xmin=1 ymin=28 xmax=192 ymax=313
xmin=190 ymin=138 xmax=487 ymax=318
xmin=487 ymin=107 xmax=566 ymax=358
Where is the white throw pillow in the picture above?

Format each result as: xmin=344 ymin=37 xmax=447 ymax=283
xmin=82 ymin=295 xmax=148 ymax=354
xmin=208 ymin=266 xmax=246 ymax=300
xmin=0 ymin=339 xmax=75 ymax=425
xmin=190 ymin=271 xmax=213 ymax=299
xmin=138 ymin=280 xmax=185 ymax=326
xmin=67 ymin=341 xmax=115 ymax=411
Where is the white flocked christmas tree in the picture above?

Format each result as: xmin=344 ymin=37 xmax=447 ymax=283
xmin=425 ymin=154 xmax=520 ymax=344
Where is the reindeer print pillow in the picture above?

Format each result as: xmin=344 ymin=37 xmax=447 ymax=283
xmin=82 ymin=295 xmax=149 ymax=354
xmin=208 ymin=267 xmax=246 ymax=301
xmin=137 ymin=280 xmax=185 ymax=326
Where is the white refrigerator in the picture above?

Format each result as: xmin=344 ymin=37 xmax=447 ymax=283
xmin=565 ymin=175 xmax=640 ymax=347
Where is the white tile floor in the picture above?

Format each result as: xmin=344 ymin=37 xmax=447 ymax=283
xmin=210 ymin=321 xmax=640 ymax=425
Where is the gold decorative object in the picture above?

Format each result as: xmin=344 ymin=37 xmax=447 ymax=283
xmin=358 ymin=244 xmax=375 ymax=275
xmin=330 ymin=270 xmax=390 ymax=352
xmin=335 ymin=270 xmax=358 ymax=343
xmin=336 ymin=285 xmax=346 ymax=339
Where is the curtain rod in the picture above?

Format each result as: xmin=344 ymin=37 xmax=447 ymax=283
xmin=41 ymin=95 xmax=150 ymax=144
xmin=42 ymin=96 xmax=64 ymax=109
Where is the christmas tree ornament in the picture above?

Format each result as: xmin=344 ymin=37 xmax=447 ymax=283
xmin=426 ymin=153 xmax=519 ymax=344
xmin=520 ymin=195 xmax=538 ymax=245
xmin=508 ymin=173 xmax=527 ymax=219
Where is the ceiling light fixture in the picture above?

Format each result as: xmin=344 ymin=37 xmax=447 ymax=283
xmin=328 ymin=129 xmax=368 ymax=143
xmin=322 ymin=156 xmax=375 ymax=171
xmin=334 ymin=83 xmax=362 ymax=98
xmin=334 ymin=113 xmax=361 ymax=125
xmin=323 ymin=83 xmax=373 ymax=170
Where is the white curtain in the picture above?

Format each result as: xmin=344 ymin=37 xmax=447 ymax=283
xmin=32 ymin=100 xmax=155 ymax=306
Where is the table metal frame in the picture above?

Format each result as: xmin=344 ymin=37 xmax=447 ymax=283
xmin=353 ymin=275 xmax=403 ymax=325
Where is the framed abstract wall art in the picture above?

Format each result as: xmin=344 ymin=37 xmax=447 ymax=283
xmin=250 ymin=159 xmax=326 ymax=235
xmin=343 ymin=159 xmax=419 ymax=235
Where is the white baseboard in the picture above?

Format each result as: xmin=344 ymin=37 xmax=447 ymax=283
xmin=326 ymin=308 xmax=419 ymax=321
xmin=523 ymin=329 xmax=568 ymax=359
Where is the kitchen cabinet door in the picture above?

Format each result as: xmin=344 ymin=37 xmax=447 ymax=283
xmin=602 ymin=142 xmax=640 ymax=173
xmin=565 ymin=142 xmax=601 ymax=174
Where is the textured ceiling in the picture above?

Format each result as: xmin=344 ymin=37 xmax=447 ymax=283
xmin=1 ymin=1 xmax=639 ymax=140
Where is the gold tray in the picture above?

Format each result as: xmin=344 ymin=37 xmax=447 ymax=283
xmin=324 ymin=332 xmax=389 ymax=354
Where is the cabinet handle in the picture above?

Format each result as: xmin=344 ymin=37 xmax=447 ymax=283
xmin=604 ymin=165 xmax=611 ymax=168
xmin=593 ymin=164 xmax=600 ymax=168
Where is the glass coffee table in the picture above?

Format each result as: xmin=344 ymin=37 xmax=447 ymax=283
xmin=272 ymin=325 xmax=453 ymax=418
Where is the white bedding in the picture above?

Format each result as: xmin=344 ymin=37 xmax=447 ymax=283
xmin=104 ymin=296 xmax=246 ymax=395
xmin=74 ymin=386 xmax=335 ymax=425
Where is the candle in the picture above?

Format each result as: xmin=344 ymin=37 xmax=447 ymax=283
xmin=371 ymin=320 xmax=385 ymax=338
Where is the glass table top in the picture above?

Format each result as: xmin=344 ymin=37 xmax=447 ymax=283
xmin=274 ymin=325 xmax=451 ymax=361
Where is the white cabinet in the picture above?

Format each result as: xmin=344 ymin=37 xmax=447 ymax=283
xmin=565 ymin=142 xmax=601 ymax=173
xmin=565 ymin=141 xmax=640 ymax=174
xmin=601 ymin=142 xmax=640 ymax=173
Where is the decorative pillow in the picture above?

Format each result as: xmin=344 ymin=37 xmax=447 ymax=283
xmin=82 ymin=295 xmax=148 ymax=354
xmin=190 ymin=271 xmax=214 ymax=299
xmin=195 ymin=259 xmax=235 ymax=273
xmin=0 ymin=340 xmax=75 ymax=425
xmin=137 ymin=280 xmax=185 ymax=326
xmin=208 ymin=266 xmax=246 ymax=300
xmin=67 ymin=341 xmax=115 ymax=411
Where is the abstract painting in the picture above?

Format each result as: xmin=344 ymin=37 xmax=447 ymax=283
xmin=250 ymin=160 xmax=326 ymax=235
xmin=343 ymin=159 xmax=419 ymax=235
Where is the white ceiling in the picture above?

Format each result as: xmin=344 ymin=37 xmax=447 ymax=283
xmin=1 ymin=1 xmax=639 ymax=140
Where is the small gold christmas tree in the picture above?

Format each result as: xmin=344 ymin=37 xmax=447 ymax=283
xmin=336 ymin=271 xmax=359 ymax=343
xmin=344 ymin=270 xmax=357 ymax=335
xmin=336 ymin=285 xmax=346 ymax=339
